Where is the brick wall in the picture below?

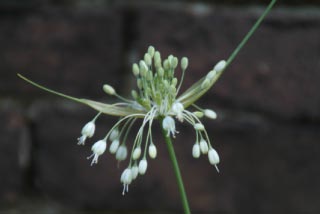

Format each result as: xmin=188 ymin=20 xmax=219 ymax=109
xmin=1 ymin=2 xmax=320 ymax=214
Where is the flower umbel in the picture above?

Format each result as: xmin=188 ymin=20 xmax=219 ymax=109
xmin=17 ymin=1 xmax=276 ymax=212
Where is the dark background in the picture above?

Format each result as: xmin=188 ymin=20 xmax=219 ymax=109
xmin=1 ymin=0 xmax=320 ymax=213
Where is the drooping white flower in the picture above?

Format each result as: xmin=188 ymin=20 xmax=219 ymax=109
xmin=109 ymin=139 xmax=120 ymax=154
xmin=199 ymin=139 xmax=209 ymax=154
xmin=132 ymin=147 xmax=142 ymax=160
xmin=208 ymin=148 xmax=220 ymax=172
xmin=87 ymin=139 xmax=107 ymax=166
xmin=162 ymin=116 xmax=177 ymax=137
xmin=192 ymin=143 xmax=200 ymax=158
xmin=116 ymin=145 xmax=128 ymax=161
xmin=204 ymin=109 xmax=217 ymax=119
xmin=121 ymin=168 xmax=133 ymax=195
xmin=138 ymin=159 xmax=148 ymax=175
xmin=148 ymin=144 xmax=157 ymax=159
xmin=77 ymin=121 xmax=95 ymax=145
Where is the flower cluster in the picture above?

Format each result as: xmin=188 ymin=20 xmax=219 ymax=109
xmin=77 ymin=46 xmax=225 ymax=195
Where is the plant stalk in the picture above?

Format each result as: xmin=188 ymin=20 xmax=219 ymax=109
xmin=162 ymin=122 xmax=191 ymax=214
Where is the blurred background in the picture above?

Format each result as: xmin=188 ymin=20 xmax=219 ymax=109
xmin=1 ymin=0 xmax=320 ymax=213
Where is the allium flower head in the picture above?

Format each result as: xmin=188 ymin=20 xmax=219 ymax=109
xmin=19 ymin=46 xmax=223 ymax=194
xmin=74 ymin=46 xmax=223 ymax=192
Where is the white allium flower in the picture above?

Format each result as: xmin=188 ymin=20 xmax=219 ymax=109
xmin=132 ymin=147 xmax=142 ymax=160
xmin=131 ymin=165 xmax=139 ymax=180
xmin=103 ymin=84 xmax=116 ymax=95
xmin=194 ymin=123 xmax=205 ymax=131
xmin=192 ymin=143 xmax=200 ymax=158
xmin=109 ymin=128 xmax=119 ymax=141
xmin=21 ymin=46 xmax=224 ymax=194
xmin=121 ymin=168 xmax=132 ymax=195
xmin=204 ymin=109 xmax=217 ymax=119
xmin=77 ymin=121 xmax=95 ymax=145
xmin=208 ymin=148 xmax=220 ymax=172
xmin=138 ymin=159 xmax=148 ymax=175
xmin=148 ymin=144 xmax=157 ymax=159
xmin=200 ymin=139 xmax=209 ymax=154
xmin=162 ymin=116 xmax=177 ymax=137
xmin=109 ymin=139 xmax=120 ymax=154
xmin=87 ymin=139 xmax=107 ymax=166
xmin=116 ymin=145 xmax=128 ymax=161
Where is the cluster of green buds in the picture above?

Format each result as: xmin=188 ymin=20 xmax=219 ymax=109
xmin=75 ymin=46 xmax=224 ymax=195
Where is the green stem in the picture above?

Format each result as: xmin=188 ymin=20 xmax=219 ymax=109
xmin=225 ymin=0 xmax=277 ymax=69
xmin=161 ymin=120 xmax=191 ymax=214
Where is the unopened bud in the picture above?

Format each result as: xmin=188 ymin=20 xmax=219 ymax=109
xmin=147 ymin=46 xmax=155 ymax=57
xmin=103 ymin=84 xmax=115 ymax=95
xmin=116 ymin=145 xmax=128 ymax=161
xmin=192 ymin=143 xmax=200 ymax=158
xmin=132 ymin=147 xmax=142 ymax=160
xmin=139 ymin=60 xmax=148 ymax=76
xmin=204 ymin=109 xmax=217 ymax=119
xmin=181 ymin=57 xmax=188 ymax=70
xmin=138 ymin=159 xmax=148 ymax=175
xmin=148 ymin=144 xmax=157 ymax=159
xmin=193 ymin=111 xmax=204 ymax=118
xmin=200 ymin=139 xmax=209 ymax=154
xmin=194 ymin=123 xmax=205 ymax=131
xmin=144 ymin=53 xmax=152 ymax=66
xmin=213 ymin=60 xmax=226 ymax=73
xmin=132 ymin=63 xmax=140 ymax=76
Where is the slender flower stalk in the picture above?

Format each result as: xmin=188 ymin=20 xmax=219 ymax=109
xmin=17 ymin=1 xmax=276 ymax=213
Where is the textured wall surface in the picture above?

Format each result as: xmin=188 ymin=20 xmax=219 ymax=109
xmin=0 ymin=2 xmax=319 ymax=214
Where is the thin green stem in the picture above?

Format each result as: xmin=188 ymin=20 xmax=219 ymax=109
xmin=225 ymin=0 xmax=277 ymax=69
xmin=161 ymin=119 xmax=191 ymax=214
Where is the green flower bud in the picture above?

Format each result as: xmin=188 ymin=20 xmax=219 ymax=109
xmin=144 ymin=53 xmax=152 ymax=66
xmin=171 ymin=57 xmax=178 ymax=69
xmin=147 ymin=46 xmax=155 ymax=57
xmin=154 ymin=51 xmax=162 ymax=68
xmin=193 ymin=111 xmax=204 ymax=118
xmin=181 ymin=57 xmax=188 ymax=70
xmin=213 ymin=60 xmax=226 ymax=73
xmin=131 ymin=90 xmax=138 ymax=99
xmin=103 ymin=84 xmax=115 ymax=95
xmin=139 ymin=60 xmax=148 ymax=77
xmin=132 ymin=63 xmax=139 ymax=76
xmin=157 ymin=67 xmax=164 ymax=77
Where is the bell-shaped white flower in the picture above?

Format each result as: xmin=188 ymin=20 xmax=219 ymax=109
xmin=194 ymin=123 xmax=205 ymax=131
xmin=162 ymin=116 xmax=177 ymax=137
xmin=199 ymin=139 xmax=209 ymax=154
xmin=204 ymin=109 xmax=217 ymax=119
xmin=171 ymin=102 xmax=184 ymax=122
xmin=116 ymin=145 xmax=128 ymax=161
xmin=138 ymin=159 xmax=148 ymax=175
xmin=208 ymin=148 xmax=220 ymax=172
xmin=87 ymin=139 xmax=107 ymax=166
xmin=109 ymin=139 xmax=120 ymax=154
xmin=148 ymin=144 xmax=157 ymax=159
xmin=77 ymin=121 xmax=95 ymax=145
xmin=121 ymin=168 xmax=133 ymax=195
xmin=132 ymin=147 xmax=142 ymax=160
xmin=192 ymin=143 xmax=200 ymax=158
xmin=109 ymin=128 xmax=119 ymax=141
xmin=131 ymin=165 xmax=139 ymax=180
